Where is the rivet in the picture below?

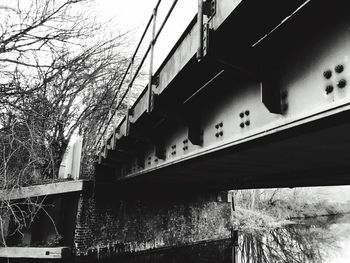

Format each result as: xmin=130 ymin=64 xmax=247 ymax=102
xmin=245 ymin=110 xmax=250 ymax=116
xmin=245 ymin=120 xmax=250 ymax=126
xmin=215 ymin=133 xmax=219 ymax=137
xmin=325 ymin=85 xmax=333 ymax=94
xmin=323 ymin=70 xmax=332 ymax=79
xmin=219 ymin=122 xmax=223 ymax=127
xmin=215 ymin=124 xmax=219 ymax=129
xmin=219 ymin=131 xmax=223 ymax=136
xmin=239 ymin=112 xmax=244 ymax=118
xmin=240 ymin=123 xmax=244 ymax=128
xmin=335 ymin=65 xmax=344 ymax=74
xmin=337 ymin=79 xmax=347 ymax=88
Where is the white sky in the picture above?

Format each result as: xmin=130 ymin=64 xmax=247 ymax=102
xmin=91 ymin=0 xmax=197 ymax=71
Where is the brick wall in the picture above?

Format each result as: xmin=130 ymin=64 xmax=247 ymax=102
xmin=73 ymin=189 xmax=232 ymax=260
xmin=73 ymin=195 xmax=95 ymax=255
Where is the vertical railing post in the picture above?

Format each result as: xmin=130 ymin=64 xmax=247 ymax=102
xmin=197 ymin=0 xmax=204 ymax=61
xmin=147 ymin=8 xmax=157 ymax=113
xmin=125 ymin=59 xmax=134 ymax=136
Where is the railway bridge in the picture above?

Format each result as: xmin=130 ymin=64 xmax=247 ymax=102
xmin=97 ymin=0 xmax=350 ymax=190
xmin=2 ymin=0 xmax=350 ymax=261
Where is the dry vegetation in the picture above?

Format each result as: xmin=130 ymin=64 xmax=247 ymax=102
xmin=0 ymin=0 xmax=143 ymax=245
xmin=231 ymin=188 xmax=350 ymax=262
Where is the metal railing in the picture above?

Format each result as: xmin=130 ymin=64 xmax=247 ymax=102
xmin=95 ymin=0 xmax=179 ymax=151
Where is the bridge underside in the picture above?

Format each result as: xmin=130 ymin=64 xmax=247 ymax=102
xmin=115 ymin=110 xmax=350 ymax=190
xmin=97 ymin=0 xmax=350 ymax=190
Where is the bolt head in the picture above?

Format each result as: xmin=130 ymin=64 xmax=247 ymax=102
xmin=325 ymin=85 xmax=334 ymax=94
xmin=323 ymin=70 xmax=332 ymax=79
xmin=335 ymin=65 xmax=344 ymax=74
xmin=337 ymin=79 xmax=347 ymax=88
xmin=239 ymin=112 xmax=244 ymax=118
xmin=240 ymin=123 xmax=244 ymax=128
xmin=245 ymin=120 xmax=250 ymax=126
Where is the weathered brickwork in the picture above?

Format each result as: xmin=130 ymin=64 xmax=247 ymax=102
xmin=73 ymin=190 xmax=232 ymax=260
xmin=74 ymin=194 xmax=96 ymax=255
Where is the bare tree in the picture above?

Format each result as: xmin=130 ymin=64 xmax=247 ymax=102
xmin=0 ymin=0 xmax=139 ymax=245
xmin=238 ymin=222 xmax=338 ymax=263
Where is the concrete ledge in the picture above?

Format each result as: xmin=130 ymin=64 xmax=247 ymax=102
xmin=0 ymin=246 xmax=70 ymax=258
xmin=0 ymin=180 xmax=86 ymax=201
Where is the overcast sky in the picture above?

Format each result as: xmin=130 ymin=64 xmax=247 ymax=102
xmin=92 ymin=0 xmax=197 ymax=70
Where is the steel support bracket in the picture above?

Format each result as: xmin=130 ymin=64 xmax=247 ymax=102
xmin=152 ymin=75 xmax=159 ymax=86
xmin=188 ymin=114 xmax=203 ymax=146
xmin=197 ymin=0 xmax=214 ymax=61
xmin=110 ymin=128 xmax=117 ymax=150
xmin=203 ymin=0 xmax=216 ymax=19
xmin=125 ymin=108 xmax=134 ymax=136
xmin=261 ymin=68 xmax=282 ymax=114
xmin=155 ymin=142 xmax=166 ymax=160
xmin=148 ymin=90 xmax=158 ymax=113
xmin=203 ymin=23 xmax=211 ymax=58
xmin=137 ymin=155 xmax=145 ymax=169
xmin=197 ymin=23 xmax=212 ymax=61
